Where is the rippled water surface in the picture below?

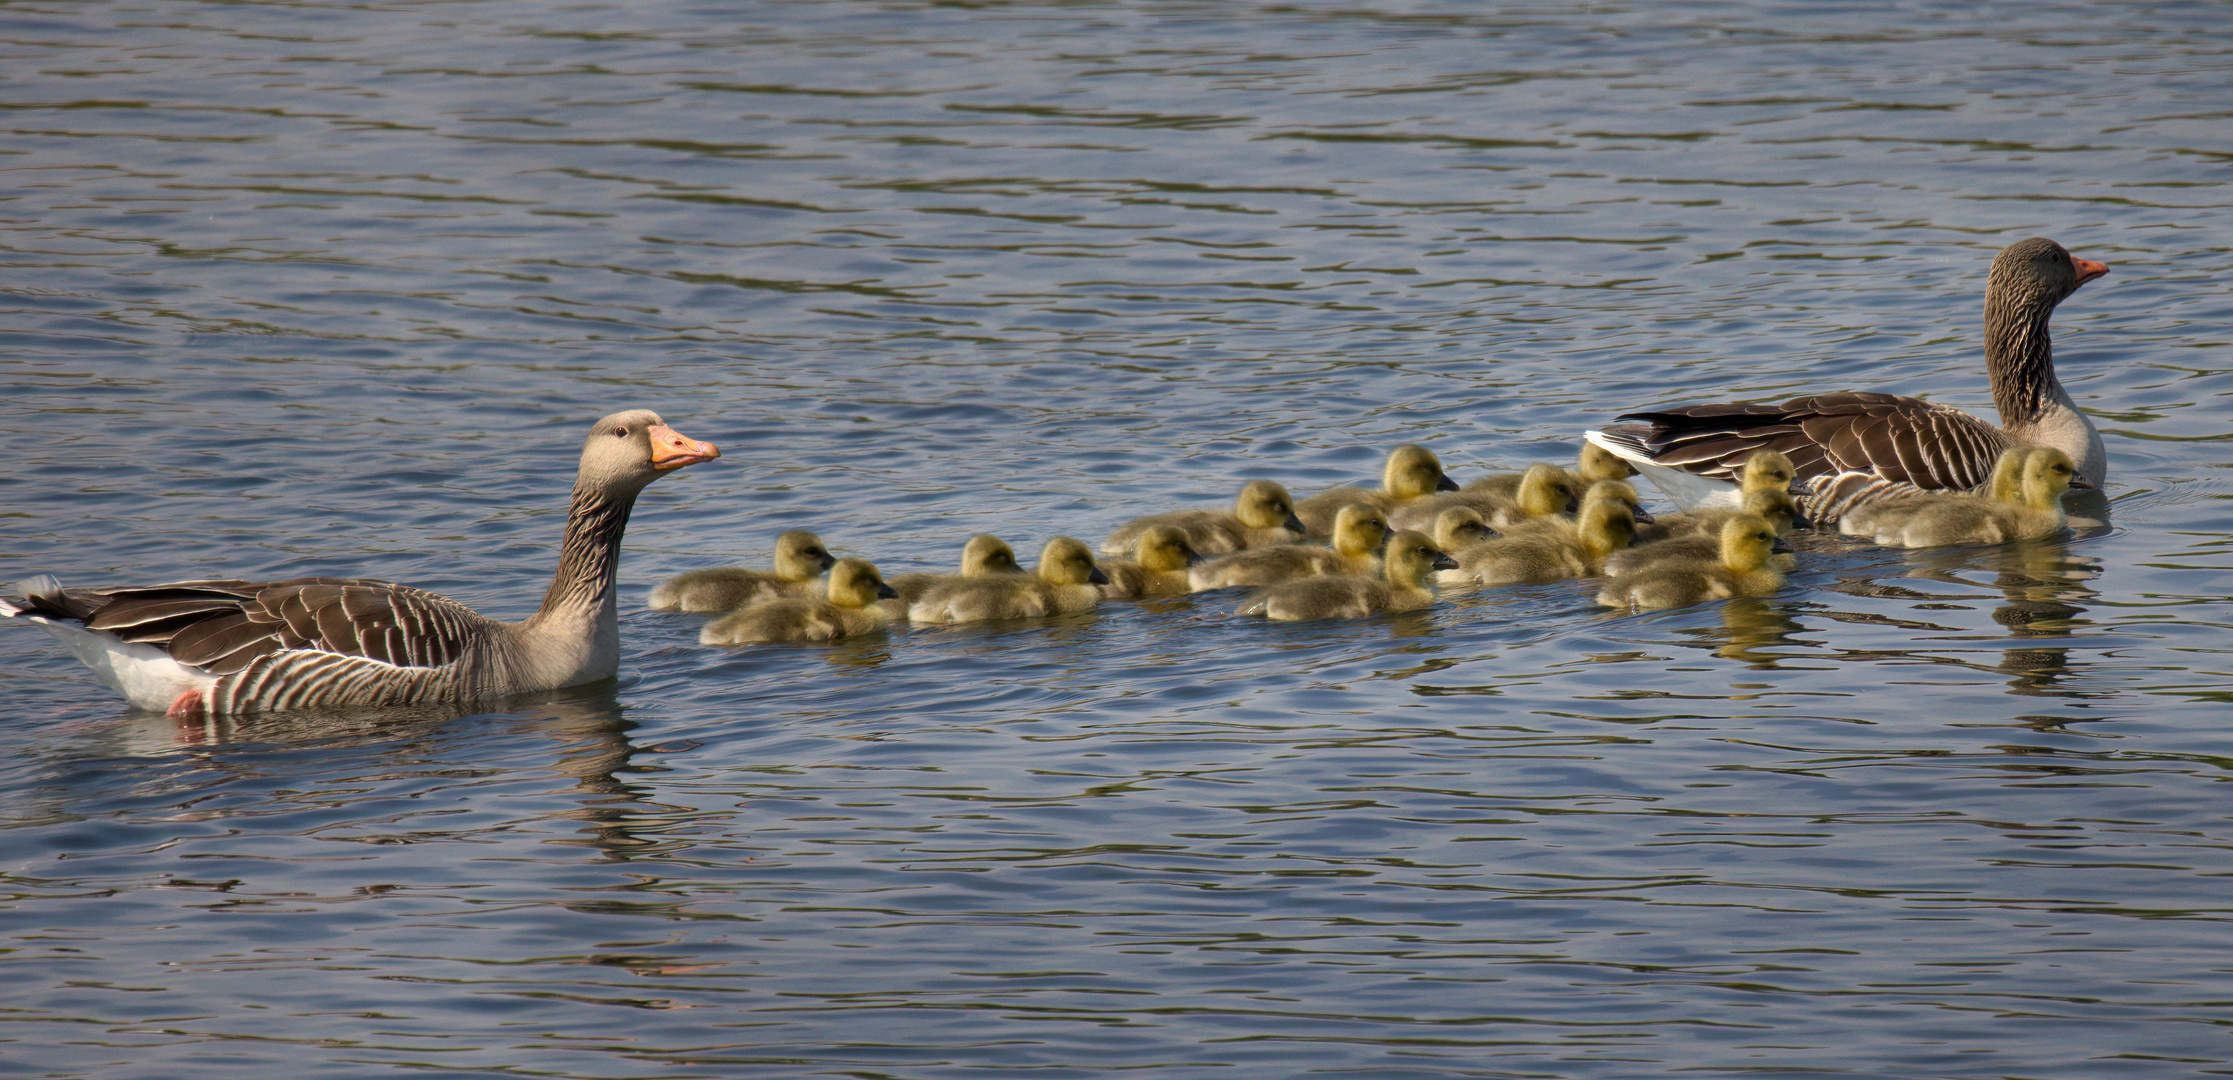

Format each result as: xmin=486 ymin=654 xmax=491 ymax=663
xmin=5 ymin=2 xmax=2233 ymax=1076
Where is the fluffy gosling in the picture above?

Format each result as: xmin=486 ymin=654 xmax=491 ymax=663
xmin=699 ymin=558 xmax=899 ymax=645
xmin=648 ymin=529 xmax=836 ymax=613
xmin=1189 ymin=504 xmax=1389 ymax=590
xmin=1597 ymin=514 xmax=1788 ymax=610
xmin=909 ymin=537 xmax=1110 ymax=624
xmin=1101 ymin=479 xmax=1306 ymax=556
xmin=1239 ymin=530 xmax=1455 ymax=621
xmin=1840 ymin=448 xmax=2073 ymax=548
xmin=887 ymin=533 xmax=1026 ymax=606
xmin=1099 ymin=525 xmax=1200 ymax=600
xmin=1431 ymin=506 xmax=1494 ymax=553
xmin=1440 ymin=495 xmax=1637 ymax=587
xmin=1295 ymin=445 xmax=1460 ymax=537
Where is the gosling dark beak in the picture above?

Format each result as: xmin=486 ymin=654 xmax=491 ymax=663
xmin=1790 ymin=512 xmax=1814 ymax=530
xmin=1436 ymin=474 xmax=1460 ymax=493
xmin=1185 ymin=551 xmax=1204 ymax=566
xmin=1771 ymin=537 xmax=1793 ymax=555
xmin=1283 ymin=513 xmax=1307 ymax=534
xmin=1431 ymin=550 xmax=1458 ymax=571
xmin=1631 ymin=507 xmax=1655 ymax=524
xmin=2072 ymin=256 xmax=2109 ymax=287
xmin=876 ymin=582 xmax=899 ymax=599
xmin=1088 ymin=567 xmax=1110 ymax=585
xmin=820 ymin=554 xmax=839 ymax=571
xmin=2068 ymin=473 xmax=2095 ymax=491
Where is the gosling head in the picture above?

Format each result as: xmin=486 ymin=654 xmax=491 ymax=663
xmin=1737 ymin=449 xmax=1797 ymax=494
xmin=1717 ymin=514 xmax=1785 ymax=573
xmin=2021 ymin=447 xmax=2077 ymax=509
xmin=1382 ymin=529 xmax=1458 ymax=587
xmin=773 ymin=530 xmax=837 ymax=581
xmin=1986 ymin=447 xmax=2029 ymax=504
xmin=827 ymin=558 xmax=899 ymax=608
xmin=1432 ymin=506 xmax=1492 ymax=550
xmin=1386 ymin=445 xmax=1460 ymax=499
xmin=1038 ymin=536 xmax=1109 ymax=586
xmin=1579 ymin=442 xmax=1638 ymax=483
xmin=1332 ymin=504 xmax=1392 ymax=559
xmin=1740 ymin=488 xmax=1806 ymax=534
xmin=1518 ymin=463 xmax=1583 ymax=517
xmin=1576 ymin=496 xmax=1638 ymax=557
xmin=1582 ymin=479 xmax=1652 ymax=523
xmin=1134 ymin=525 xmax=1198 ymax=573
xmin=960 ymin=534 xmax=1023 ymax=576
xmin=1235 ymin=479 xmax=1306 ymax=534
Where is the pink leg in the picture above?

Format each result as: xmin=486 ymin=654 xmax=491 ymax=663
xmin=167 ymin=687 xmax=206 ymax=720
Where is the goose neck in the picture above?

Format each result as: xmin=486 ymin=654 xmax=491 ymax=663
xmin=1985 ymin=291 xmax=2060 ymax=425
xmin=531 ymin=482 xmax=637 ymax=627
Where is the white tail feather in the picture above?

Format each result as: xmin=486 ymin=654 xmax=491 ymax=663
xmin=1584 ymin=430 xmax=1740 ymax=511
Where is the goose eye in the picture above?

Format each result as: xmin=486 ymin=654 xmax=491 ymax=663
xmin=611 ymin=426 xmax=629 ymax=438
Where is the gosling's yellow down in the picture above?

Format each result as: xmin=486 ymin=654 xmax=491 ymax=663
xmin=909 ymin=537 xmax=1110 ymax=624
xmin=1461 ymin=442 xmax=1635 ymax=502
xmin=1099 ymin=525 xmax=1200 ymax=600
xmin=699 ymin=558 xmax=900 ymax=645
xmin=1101 ymin=479 xmax=1307 ymax=556
xmin=1612 ymin=489 xmax=1804 ymax=574
xmin=1430 ymin=506 xmax=1494 ymax=553
xmin=1238 ymin=530 xmax=1456 ymax=621
xmin=648 ymin=530 xmax=837 ymax=613
xmin=1439 ymin=495 xmax=1637 ymax=587
xmin=886 ymin=533 xmax=1026 ymax=606
xmin=1295 ymin=445 xmax=1459 ymax=537
xmin=1840 ymin=448 xmax=2073 ymax=548
xmin=1189 ymin=504 xmax=1389 ymax=591
xmin=1597 ymin=514 xmax=1788 ymax=611
xmin=1398 ymin=463 xmax=1582 ymax=533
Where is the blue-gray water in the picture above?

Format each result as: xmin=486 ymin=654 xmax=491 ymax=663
xmin=3 ymin=2 xmax=2231 ymax=1077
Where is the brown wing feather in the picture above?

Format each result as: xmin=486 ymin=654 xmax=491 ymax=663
xmin=1615 ymin=391 xmax=2012 ymax=493
xmin=61 ymin=576 xmax=490 ymax=673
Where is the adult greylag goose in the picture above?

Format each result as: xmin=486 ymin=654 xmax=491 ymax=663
xmin=1294 ymin=445 xmax=1460 ymax=537
xmin=0 ymin=410 xmax=718 ymax=716
xmin=647 ymin=529 xmax=835 ymax=613
xmin=1586 ymin=238 xmax=2109 ymax=526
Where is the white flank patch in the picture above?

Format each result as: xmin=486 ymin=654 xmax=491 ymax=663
xmin=15 ymin=616 xmax=217 ymax=711
xmin=1584 ymin=430 xmax=1741 ymax=512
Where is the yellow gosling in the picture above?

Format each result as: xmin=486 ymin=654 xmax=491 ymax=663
xmin=1400 ymin=463 xmax=1581 ymax=532
xmin=1440 ymin=496 xmax=1637 ymax=587
xmin=909 ymin=537 xmax=1108 ymax=624
xmin=648 ymin=529 xmax=836 ymax=613
xmin=1579 ymin=441 xmax=1639 ymax=483
xmin=887 ymin=533 xmax=1026 ymax=606
xmin=1628 ymin=485 xmax=1803 ymax=549
xmin=1843 ymin=448 xmax=2073 ymax=548
xmin=1189 ymin=504 xmax=1388 ymax=591
xmin=1431 ymin=506 xmax=1494 ymax=553
xmin=699 ymin=558 xmax=899 ymax=645
xmin=1295 ymin=445 xmax=1459 ymax=536
xmin=1101 ymin=479 xmax=1306 ymax=556
xmin=1598 ymin=515 xmax=1787 ymax=610
xmin=1099 ymin=526 xmax=1199 ymax=600
xmin=1239 ymin=530 xmax=1455 ymax=621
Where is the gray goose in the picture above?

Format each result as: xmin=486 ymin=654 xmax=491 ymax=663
xmin=0 ymin=410 xmax=718 ymax=717
xmin=1585 ymin=238 xmax=2109 ymax=526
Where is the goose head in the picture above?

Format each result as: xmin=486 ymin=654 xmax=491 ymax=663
xmin=828 ymin=558 xmax=899 ymax=607
xmin=1579 ymin=442 xmax=1637 ymax=483
xmin=1518 ymin=464 xmax=1583 ymax=517
xmin=578 ymin=409 xmax=719 ymax=496
xmin=1332 ymin=504 xmax=1392 ymax=559
xmin=1386 ymin=445 xmax=1460 ymax=499
xmin=1383 ymin=529 xmax=1458 ymax=587
xmin=960 ymin=534 xmax=1024 ymax=576
xmin=1432 ymin=506 xmax=1492 ymax=550
xmin=1737 ymin=449 xmax=1796 ymax=494
xmin=1135 ymin=525 xmax=1199 ymax=573
xmin=1576 ymin=496 xmax=1638 ymax=558
xmin=2022 ymin=447 xmax=2078 ymax=509
xmin=1717 ymin=514 xmax=1784 ymax=573
xmin=1991 ymin=237 xmax=2109 ymax=311
xmin=1582 ymin=478 xmax=1652 ymax=524
xmin=1038 ymin=537 xmax=1109 ymax=586
xmin=1739 ymin=488 xmax=1806 ymax=534
xmin=1235 ymin=479 xmax=1307 ymax=534
xmin=774 ymin=530 xmax=837 ymax=581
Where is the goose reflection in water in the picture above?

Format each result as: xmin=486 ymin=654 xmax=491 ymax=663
xmin=1897 ymin=534 xmax=2105 ymax=700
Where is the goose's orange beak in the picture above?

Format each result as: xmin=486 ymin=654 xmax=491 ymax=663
xmin=648 ymin=424 xmax=720 ymax=471
xmin=2072 ymin=256 xmax=2109 ymax=286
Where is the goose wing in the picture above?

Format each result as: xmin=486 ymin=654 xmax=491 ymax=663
xmin=56 ymin=577 xmax=492 ymax=675
xmin=1599 ymin=392 xmax=2017 ymax=519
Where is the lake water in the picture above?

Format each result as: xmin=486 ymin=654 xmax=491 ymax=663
xmin=4 ymin=2 xmax=2232 ymax=1077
